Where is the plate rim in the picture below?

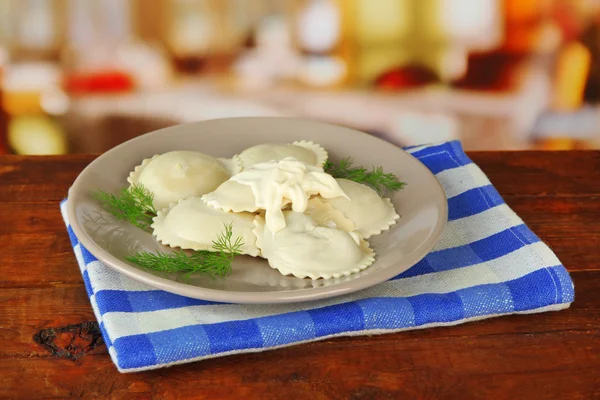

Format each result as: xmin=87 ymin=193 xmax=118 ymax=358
xmin=67 ymin=117 xmax=448 ymax=304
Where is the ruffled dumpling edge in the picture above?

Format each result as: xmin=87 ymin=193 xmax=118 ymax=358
xmin=217 ymin=157 xmax=241 ymax=176
xmin=356 ymin=197 xmax=400 ymax=239
xmin=292 ymin=140 xmax=329 ymax=167
xmin=305 ymin=196 xmax=355 ymax=232
xmin=151 ymin=197 xmax=261 ymax=257
xmin=127 ymin=154 xmax=159 ymax=187
xmin=201 ymin=189 xmax=261 ymax=213
xmin=232 ymin=140 xmax=329 ymax=171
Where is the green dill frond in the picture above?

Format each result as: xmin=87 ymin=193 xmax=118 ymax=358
xmin=126 ymin=223 xmax=243 ymax=278
xmin=91 ymin=184 xmax=157 ymax=231
xmin=324 ymin=157 xmax=406 ymax=195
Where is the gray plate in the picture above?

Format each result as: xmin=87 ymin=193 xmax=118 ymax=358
xmin=67 ymin=117 xmax=447 ymax=304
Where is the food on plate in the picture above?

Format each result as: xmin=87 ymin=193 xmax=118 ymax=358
xmin=318 ymin=178 xmax=399 ymax=238
xmin=94 ymin=140 xmax=405 ymax=280
xmin=214 ymin=157 xmax=347 ymax=233
xmin=234 ymin=140 xmax=328 ymax=171
xmin=128 ymin=151 xmax=229 ymax=209
xmin=152 ymin=197 xmax=260 ymax=257
xmin=254 ymin=212 xmax=374 ymax=279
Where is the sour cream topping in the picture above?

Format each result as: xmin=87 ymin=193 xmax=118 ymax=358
xmin=230 ymin=157 xmax=348 ymax=233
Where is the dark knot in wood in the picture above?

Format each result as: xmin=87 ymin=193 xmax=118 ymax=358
xmin=33 ymin=321 xmax=105 ymax=360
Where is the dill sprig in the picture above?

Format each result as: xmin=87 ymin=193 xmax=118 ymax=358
xmin=324 ymin=157 xmax=406 ymax=195
xmin=126 ymin=223 xmax=243 ymax=278
xmin=91 ymin=184 xmax=158 ymax=231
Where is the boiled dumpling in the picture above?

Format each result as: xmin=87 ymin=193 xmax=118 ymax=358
xmin=152 ymin=197 xmax=260 ymax=257
xmin=128 ymin=151 xmax=230 ymax=210
xmin=234 ymin=140 xmax=328 ymax=171
xmin=304 ymin=197 xmax=354 ymax=232
xmin=319 ymin=178 xmax=399 ymax=238
xmin=218 ymin=158 xmax=241 ymax=176
xmin=254 ymin=212 xmax=374 ymax=280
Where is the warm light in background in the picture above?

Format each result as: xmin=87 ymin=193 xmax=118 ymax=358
xmin=0 ymin=0 xmax=599 ymax=155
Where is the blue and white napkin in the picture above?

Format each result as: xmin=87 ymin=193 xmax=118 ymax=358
xmin=61 ymin=141 xmax=574 ymax=373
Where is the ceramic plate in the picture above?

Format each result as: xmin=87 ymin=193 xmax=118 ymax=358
xmin=67 ymin=117 xmax=447 ymax=304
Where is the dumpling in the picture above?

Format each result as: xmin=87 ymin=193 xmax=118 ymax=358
xmin=304 ymin=197 xmax=354 ymax=232
xmin=229 ymin=157 xmax=347 ymax=233
xmin=234 ymin=140 xmax=328 ymax=171
xmin=128 ymin=151 xmax=230 ymax=210
xmin=152 ymin=197 xmax=260 ymax=257
xmin=202 ymin=180 xmax=275 ymax=213
xmin=254 ymin=212 xmax=374 ymax=280
xmin=319 ymin=178 xmax=399 ymax=238
xmin=218 ymin=158 xmax=242 ymax=176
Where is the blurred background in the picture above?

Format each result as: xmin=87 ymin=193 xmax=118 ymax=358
xmin=2 ymin=0 xmax=600 ymax=155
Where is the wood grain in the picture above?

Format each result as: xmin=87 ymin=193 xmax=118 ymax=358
xmin=1 ymin=152 xmax=599 ymax=399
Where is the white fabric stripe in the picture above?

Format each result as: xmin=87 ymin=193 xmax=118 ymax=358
xmin=436 ymin=163 xmax=492 ymax=199
xmin=86 ymin=260 xmax=153 ymax=292
xmin=405 ymin=144 xmax=430 ymax=154
xmin=89 ymin=294 xmax=103 ymax=323
xmin=102 ymin=242 xmax=558 ymax=339
xmin=108 ymin=346 xmax=120 ymax=368
xmin=434 ymin=204 xmax=524 ymax=251
xmin=117 ymin=302 xmax=570 ymax=373
xmin=74 ymin=244 xmax=87 ymax=274
xmin=60 ymin=201 xmax=69 ymax=225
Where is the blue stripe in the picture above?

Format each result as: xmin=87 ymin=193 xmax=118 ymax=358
xmin=255 ymin=311 xmax=316 ymax=347
xmin=550 ymin=265 xmax=575 ymax=303
xmin=307 ymin=301 xmax=366 ymax=337
xmin=447 ymin=185 xmax=505 ymax=220
xmin=506 ymin=268 xmax=565 ymax=311
xmin=113 ymin=335 xmax=157 ymax=370
xmin=204 ymin=319 xmax=264 ymax=354
xmin=411 ymin=142 xmax=472 ymax=174
xmin=547 ymin=267 xmax=563 ymax=304
xmin=418 ymin=153 xmax=464 ymax=175
xmin=394 ymin=260 xmax=436 ymax=279
xmin=419 ymin=224 xmax=540 ymax=273
xmin=408 ymin=292 xmax=465 ymax=325
xmin=66 ymin=226 xmax=79 ymax=246
xmin=80 ymin=245 xmax=98 ymax=264
xmin=410 ymin=141 xmax=467 ymax=163
xmin=151 ymin=325 xmax=211 ymax=364
xmin=456 ymin=283 xmax=514 ymax=317
xmin=356 ymin=297 xmax=415 ymax=329
xmin=81 ymin=270 xmax=94 ymax=297
xmin=94 ymin=290 xmax=217 ymax=313
xmin=99 ymin=321 xmax=113 ymax=348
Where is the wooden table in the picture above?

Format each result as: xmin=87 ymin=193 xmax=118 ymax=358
xmin=1 ymin=152 xmax=599 ymax=399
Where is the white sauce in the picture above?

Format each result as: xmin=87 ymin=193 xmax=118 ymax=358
xmin=231 ymin=157 xmax=347 ymax=233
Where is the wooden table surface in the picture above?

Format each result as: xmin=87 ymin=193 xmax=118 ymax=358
xmin=1 ymin=152 xmax=599 ymax=399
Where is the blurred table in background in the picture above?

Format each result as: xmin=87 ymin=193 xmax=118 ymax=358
xmin=62 ymin=77 xmax=538 ymax=154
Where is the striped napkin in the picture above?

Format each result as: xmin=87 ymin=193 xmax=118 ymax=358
xmin=61 ymin=141 xmax=574 ymax=373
